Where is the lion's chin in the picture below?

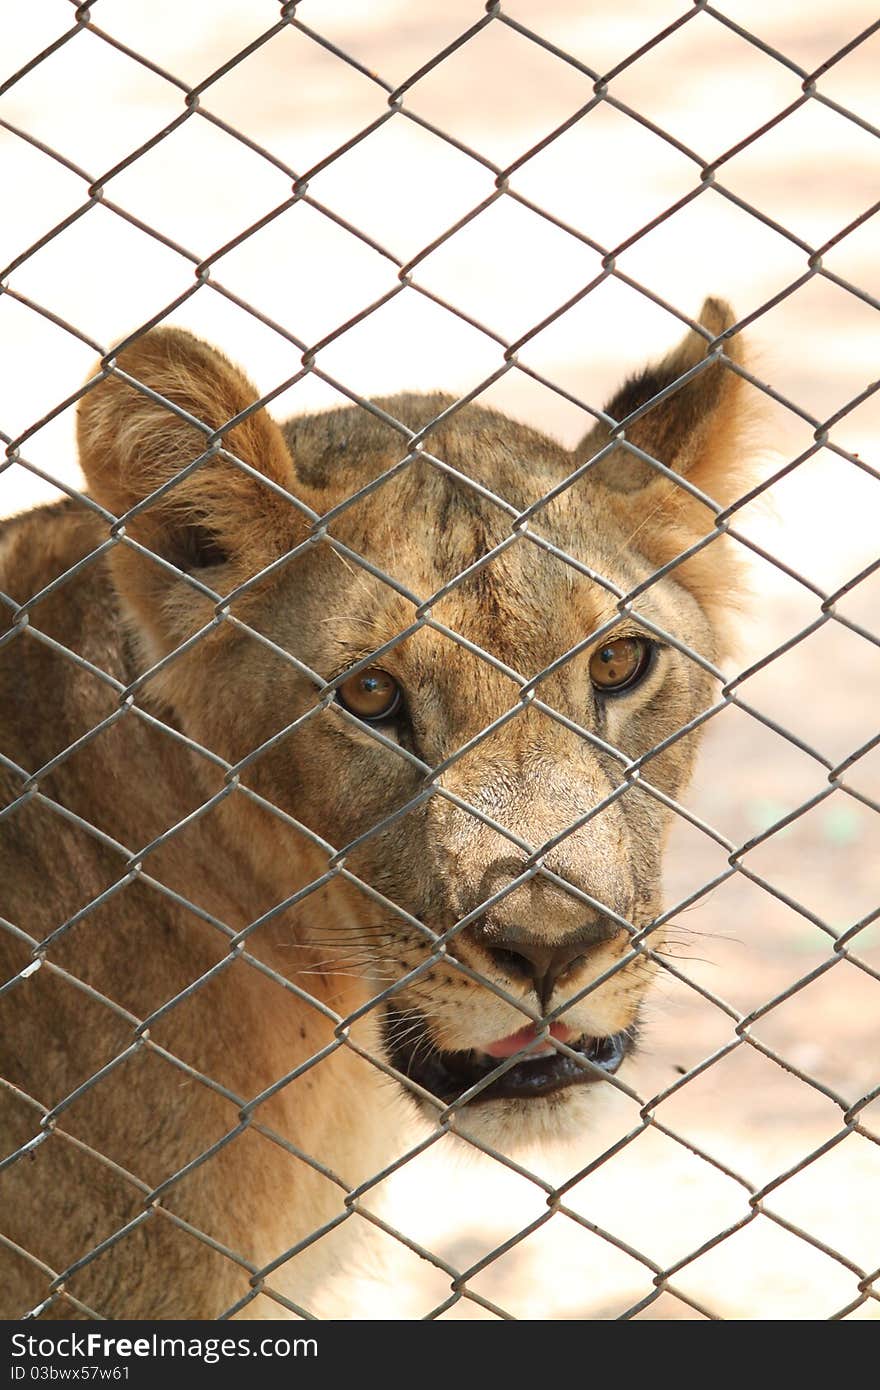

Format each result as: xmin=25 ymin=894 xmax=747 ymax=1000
xmin=442 ymin=1080 xmax=625 ymax=1150
xmin=392 ymin=1070 xmax=630 ymax=1152
xmin=382 ymin=1005 xmax=636 ymax=1145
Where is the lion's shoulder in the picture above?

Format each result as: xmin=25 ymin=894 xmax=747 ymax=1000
xmin=0 ymin=495 xmax=105 ymax=599
xmin=0 ymin=497 xmax=128 ymax=786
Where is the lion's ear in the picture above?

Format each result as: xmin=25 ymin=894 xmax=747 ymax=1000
xmin=577 ymin=299 xmax=755 ymax=650
xmin=78 ymin=328 xmax=302 ymax=578
xmin=579 ymin=297 xmax=747 ymax=507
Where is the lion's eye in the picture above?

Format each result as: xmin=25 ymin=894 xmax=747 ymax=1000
xmin=589 ymin=637 xmax=652 ymax=693
xmin=336 ymin=667 xmax=402 ymax=722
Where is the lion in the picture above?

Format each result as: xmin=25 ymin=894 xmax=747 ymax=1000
xmin=0 ymin=299 xmax=750 ymax=1319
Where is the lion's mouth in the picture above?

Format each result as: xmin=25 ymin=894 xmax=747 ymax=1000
xmin=383 ymin=1008 xmax=633 ymax=1106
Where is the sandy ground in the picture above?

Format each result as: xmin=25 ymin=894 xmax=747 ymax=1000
xmin=1 ymin=0 xmax=878 ymax=1318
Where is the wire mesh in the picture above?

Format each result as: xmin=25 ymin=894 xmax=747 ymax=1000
xmin=0 ymin=0 xmax=878 ymax=1321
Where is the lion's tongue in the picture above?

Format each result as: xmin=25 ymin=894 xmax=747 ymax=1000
xmin=483 ymin=1023 xmax=574 ymax=1059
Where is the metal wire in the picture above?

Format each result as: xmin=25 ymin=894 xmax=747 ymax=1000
xmin=0 ymin=0 xmax=877 ymax=1321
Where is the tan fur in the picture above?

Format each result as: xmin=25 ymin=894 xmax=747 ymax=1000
xmin=0 ymin=301 xmax=751 ymax=1318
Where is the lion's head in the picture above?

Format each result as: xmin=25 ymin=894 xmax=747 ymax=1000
xmin=77 ymin=300 xmax=750 ymax=1147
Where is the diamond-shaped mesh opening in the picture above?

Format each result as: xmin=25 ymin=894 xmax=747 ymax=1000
xmin=1 ymin=0 xmax=877 ymax=1324
xmin=608 ymin=11 xmax=800 ymax=154
xmin=399 ymin=20 xmax=595 ymax=166
xmin=203 ymin=22 xmax=390 ymax=174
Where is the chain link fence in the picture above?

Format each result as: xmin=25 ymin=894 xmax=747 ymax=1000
xmin=1 ymin=0 xmax=878 ymax=1321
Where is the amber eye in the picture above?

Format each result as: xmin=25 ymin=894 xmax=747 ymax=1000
xmin=336 ymin=667 xmax=402 ymax=722
xmin=589 ymin=636 xmax=652 ymax=693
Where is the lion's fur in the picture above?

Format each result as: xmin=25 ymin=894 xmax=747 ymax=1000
xmin=0 ymin=301 xmax=752 ymax=1317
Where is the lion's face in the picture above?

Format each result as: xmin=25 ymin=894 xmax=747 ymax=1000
xmin=220 ymin=412 xmax=715 ymax=1143
xmin=78 ymin=306 xmax=748 ymax=1146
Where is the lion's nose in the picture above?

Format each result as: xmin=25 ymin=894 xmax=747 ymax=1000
xmin=476 ymin=920 xmax=619 ymax=1011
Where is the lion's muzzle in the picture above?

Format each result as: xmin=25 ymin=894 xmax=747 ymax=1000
xmin=383 ymin=1007 xmax=634 ymax=1108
